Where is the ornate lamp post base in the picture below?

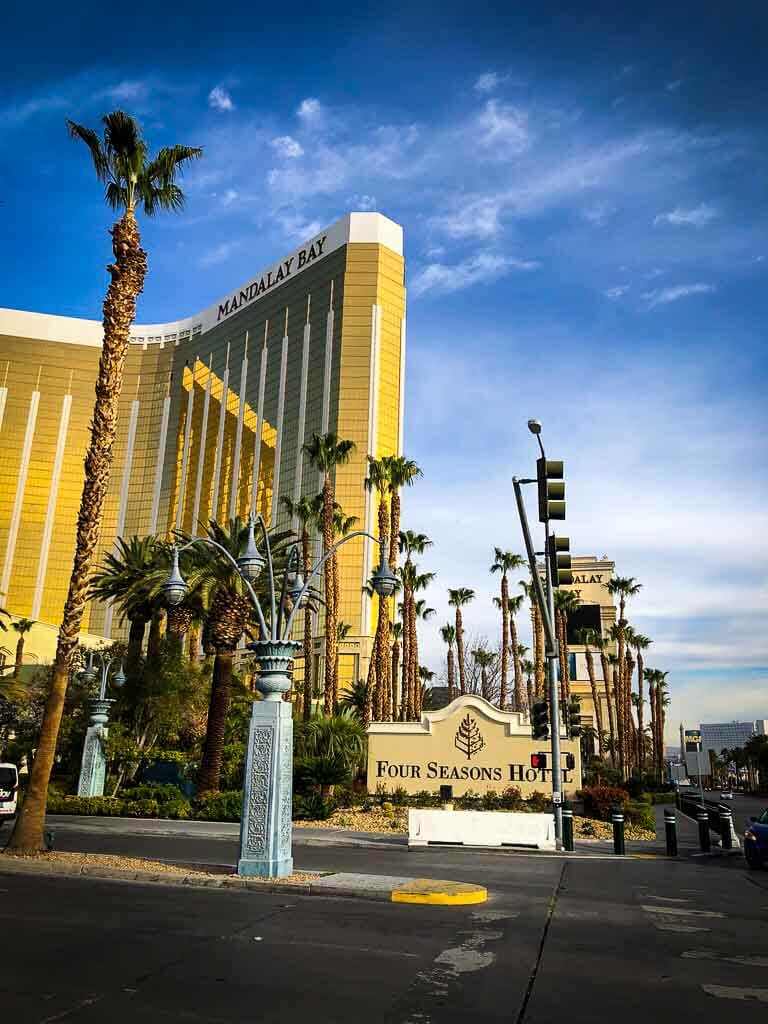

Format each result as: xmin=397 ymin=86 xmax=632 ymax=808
xmin=77 ymin=698 xmax=114 ymax=798
xmin=237 ymin=640 xmax=300 ymax=878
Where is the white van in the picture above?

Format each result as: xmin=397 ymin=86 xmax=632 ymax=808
xmin=0 ymin=763 xmax=19 ymax=822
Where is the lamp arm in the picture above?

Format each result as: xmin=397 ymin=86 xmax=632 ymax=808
xmin=252 ymin=515 xmax=277 ymax=639
xmin=177 ymin=536 xmax=269 ymax=637
xmin=283 ymin=530 xmax=381 ymax=637
xmin=276 ymin=545 xmax=300 ymax=637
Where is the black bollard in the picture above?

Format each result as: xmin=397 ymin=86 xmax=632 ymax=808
xmin=562 ymin=807 xmax=574 ymax=852
xmin=44 ymin=829 xmax=55 ymax=851
xmin=664 ymin=808 xmax=678 ymax=857
xmin=697 ymin=809 xmax=711 ymax=853
xmin=611 ymin=807 xmax=625 ymax=855
xmin=719 ymin=810 xmax=733 ymax=851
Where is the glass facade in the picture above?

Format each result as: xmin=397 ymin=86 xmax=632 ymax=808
xmin=0 ymin=213 xmax=405 ymax=686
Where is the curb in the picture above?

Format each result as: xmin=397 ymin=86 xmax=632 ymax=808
xmin=0 ymin=858 xmax=485 ymax=905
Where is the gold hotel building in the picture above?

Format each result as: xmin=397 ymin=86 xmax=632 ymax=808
xmin=0 ymin=212 xmax=406 ymax=685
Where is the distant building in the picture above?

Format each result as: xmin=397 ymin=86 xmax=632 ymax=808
xmin=700 ymin=721 xmax=768 ymax=757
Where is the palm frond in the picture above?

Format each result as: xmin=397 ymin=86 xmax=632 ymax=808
xmin=67 ymin=121 xmax=108 ymax=180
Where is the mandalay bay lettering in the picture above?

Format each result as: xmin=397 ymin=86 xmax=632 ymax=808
xmin=217 ymin=235 xmax=328 ymax=322
xmin=375 ymin=760 xmax=573 ymax=784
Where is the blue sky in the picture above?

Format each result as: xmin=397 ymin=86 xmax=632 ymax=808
xmin=2 ymin=2 xmax=766 ymax=739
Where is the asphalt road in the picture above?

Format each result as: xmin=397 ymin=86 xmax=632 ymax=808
xmin=1 ymin=823 xmax=767 ymax=1021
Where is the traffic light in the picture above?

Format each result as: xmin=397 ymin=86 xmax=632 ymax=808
xmin=567 ymin=696 xmax=582 ymax=739
xmin=537 ymin=458 xmax=565 ymax=523
xmin=547 ymin=534 xmax=573 ymax=587
xmin=531 ymin=752 xmax=548 ymax=770
xmin=531 ymin=699 xmax=549 ymax=740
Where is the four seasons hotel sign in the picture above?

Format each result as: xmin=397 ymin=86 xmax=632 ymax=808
xmin=366 ymin=694 xmax=582 ymax=798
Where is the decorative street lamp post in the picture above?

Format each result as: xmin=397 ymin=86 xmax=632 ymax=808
xmin=76 ymin=650 xmax=126 ymax=798
xmin=163 ymin=516 xmax=397 ymax=878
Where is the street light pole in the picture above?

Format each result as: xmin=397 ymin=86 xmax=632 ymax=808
xmin=163 ymin=516 xmax=397 ymax=878
xmin=76 ymin=650 xmax=126 ymax=798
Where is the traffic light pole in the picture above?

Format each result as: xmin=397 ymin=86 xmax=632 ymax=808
xmin=512 ymin=478 xmax=563 ymax=845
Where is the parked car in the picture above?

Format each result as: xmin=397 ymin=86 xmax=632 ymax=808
xmin=744 ymin=808 xmax=768 ymax=869
xmin=720 ymin=791 xmax=734 ymax=800
xmin=0 ymin=763 xmax=19 ymax=823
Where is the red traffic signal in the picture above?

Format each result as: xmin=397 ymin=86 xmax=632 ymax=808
xmin=531 ymin=752 xmax=548 ymax=770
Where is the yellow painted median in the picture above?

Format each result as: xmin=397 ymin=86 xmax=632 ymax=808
xmin=391 ymin=879 xmax=488 ymax=905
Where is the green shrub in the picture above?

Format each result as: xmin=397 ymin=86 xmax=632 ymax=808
xmin=625 ymin=800 xmax=656 ymax=831
xmin=122 ymin=798 xmax=160 ymax=818
xmin=410 ymin=790 xmax=440 ymax=808
xmin=579 ymin=786 xmax=628 ymax=821
xmin=46 ymin=794 xmax=124 ymax=816
xmin=455 ymin=790 xmax=483 ymax=810
xmin=482 ymin=790 xmax=502 ymax=810
xmin=651 ymin=792 xmax=676 ymax=805
xmin=292 ymin=792 xmax=332 ymax=821
xmin=194 ymin=790 xmax=243 ymax=822
xmin=525 ymin=790 xmax=551 ymax=813
xmin=122 ymin=784 xmax=190 ymax=819
xmin=500 ymin=786 xmax=524 ymax=810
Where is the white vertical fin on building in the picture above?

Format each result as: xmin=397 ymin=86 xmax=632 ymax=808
xmin=175 ymin=360 xmax=197 ymax=530
xmin=360 ymin=304 xmax=382 ymax=630
xmin=398 ymin=314 xmax=406 ymax=456
xmin=31 ymin=390 xmax=72 ymax=619
xmin=0 ymin=391 xmax=8 ymax=435
xmin=210 ymin=342 xmax=230 ymax=521
xmin=229 ymin=332 xmax=249 ymax=521
xmin=292 ymin=297 xmax=311 ymax=512
xmin=149 ymin=378 xmax=172 ymax=534
xmin=1 ymin=388 xmax=40 ymax=599
xmin=321 ymin=280 xmax=334 ymax=433
xmin=101 ymin=394 xmax=139 ymax=636
xmin=270 ymin=310 xmax=289 ymax=525
xmin=191 ymin=355 xmax=213 ymax=536
xmin=249 ymin=322 xmax=269 ymax=518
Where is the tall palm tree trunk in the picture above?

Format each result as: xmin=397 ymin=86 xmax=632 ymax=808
xmin=321 ymin=476 xmax=336 ymax=715
xmin=636 ymin=652 xmax=645 ymax=775
xmin=14 ymin=638 xmax=24 ymax=678
xmin=301 ymin=528 xmax=313 ymax=722
xmin=499 ymin=575 xmax=509 ymax=708
xmin=600 ymin=651 xmax=616 ymax=767
xmin=374 ymin=499 xmax=390 ymax=720
xmin=391 ymin=637 xmax=400 ymax=718
xmin=447 ymin=647 xmax=455 ymax=702
xmin=455 ymin=608 xmax=466 ymax=695
xmin=584 ymin=646 xmax=604 ymax=758
xmin=533 ymin=602 xmax=545 ymax=698
xmin=510 ymin=618 xmax=524 ymax=711
xmin=8 ymin=209 xmax=147 ymax=854
xmin=196 ymin=650 xmax=234 ymax=796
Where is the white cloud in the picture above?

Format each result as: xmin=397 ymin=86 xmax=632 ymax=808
xmin=297 ymin=97 xmax=322 ymax=121
xmin=654 ymin=202 xmax=719 ymax=227
xmin=604 ymin=285 xmax=630 ymax=299
xmin=666 ymin=79 xmax=683 ymax=92
xmin=351 ymin=194 xmax=377 ymax=211
xmin=199 ymin=242 xmax=237 ymax=267
xmin=270 ymin=135 xmax=303 ymax=158
xmin=208 ymin=86 xmax=234 ymax=112
xmin=582 ymin=201 xmax=616 ymax=226
xmin=476 ymin=99 xmax=529 ymax=152
xmin=642 ymin=283 xmax=715 ymax=308
xmin=430 ymin=196 xmax=505 ymax=240
xmin=221 ymin=189 xmax=240 ymax=206
xmin=474 ymin=71 xmax=500 ymax=94
xmin=410 ymin=250 xmax=539 ymax=298
xmin=276 ymin=212 xmax=324 ymax=240
xmin=104 ymin=80 xmax=149 ymax=102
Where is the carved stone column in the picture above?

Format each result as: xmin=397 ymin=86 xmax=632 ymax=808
xmin=77 ymin=698 xmax=114 ymax=798
xmin=237 ymin=639 xmax=300 ymax=878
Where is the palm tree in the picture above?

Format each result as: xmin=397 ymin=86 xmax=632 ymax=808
xmin=606 ymin=576 xmax=642 ymax=777
xmin=521 ymin=657 xmax=535 ymax=713
xmin=365 ymin=458 xmax=392 ymax=721
xmin=390 ymin=620 xmax=403 ymax=715
xmin=520 ymin=580 xmax=545 ymax=698
xmin=448 ymin=588 xmax=475 ymax=695
xmin=631 ymin=633 xmax=652 ymax=774
xmin=11 ymin=619 xmax=35 ymax=678
xmin=281 ymin=494 xmax=322 ymax=721
xmin=508 ymin=595 xmax=526 ymax=711
xmin=594 ymin=633 xmax=617 ymax=767
xmin=410 ymin=592 xmax=436 ymax=718
xmin=472 ymin=648 xmax=496 ymax=702
xmin=8 ymin=116 xmax=201 ymax=854
xmin=302 ymin=432 xmax=355 ymax=714
xmin=575 ymin=628 xmax=604 ymax=758
xmin=90 ymin=535 xmax=160 ymax=672
xmin=440 ymin=623 xmax=456 ymax=702
xmin=385 ymin=456 xmax=421 ymax=569
xmin=490 ymin=550 xmax=526 ymax=710
xmin=398 ymin=531 xmax=432 ymax=719
xmin=331 ymin=502 xmax=358 ymax=706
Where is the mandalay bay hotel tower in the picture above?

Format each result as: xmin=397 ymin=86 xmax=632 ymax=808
xmin=0 ymin=212 xmax=406 ymax=689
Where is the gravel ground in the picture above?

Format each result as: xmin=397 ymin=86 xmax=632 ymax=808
xmin=294 ymin=807 xmax=656 ymax=842
xmin=0 ymin=851 xmax=321 ymax=883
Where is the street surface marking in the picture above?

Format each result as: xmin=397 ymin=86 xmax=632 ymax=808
xmin=471 ymin=909 xmax=519 ymax=922
xmin=640 ymin=906 xmax=724 ymax=918
xmin=683 ymin=949 xmax=768 ymax=968
xmin=653 ymin=923 xmax=709 ymax=933
xmin=644 ymin=895 xmax=690 ymax=903
xmin=702 ymin=985 xmax=768 ymax=1002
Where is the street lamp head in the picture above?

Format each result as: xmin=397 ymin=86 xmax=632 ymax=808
xmin=370 ymin=553 xmax=398 ymax=599
xmin=527 ymin=419 xmax=542 ymax=435
xmin=113 ymin=664 xmax=126 ymax=688
xmin=287 ymin=569 xmax=305 ymax=605
xmin=162 ymin=546 xmax=189 ymax=607
xmin=237 ymin=518 xmax=266 ymax=583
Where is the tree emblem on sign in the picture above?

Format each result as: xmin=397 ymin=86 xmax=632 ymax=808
xmin=454 ymin=714 xmax=485 ymax=760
